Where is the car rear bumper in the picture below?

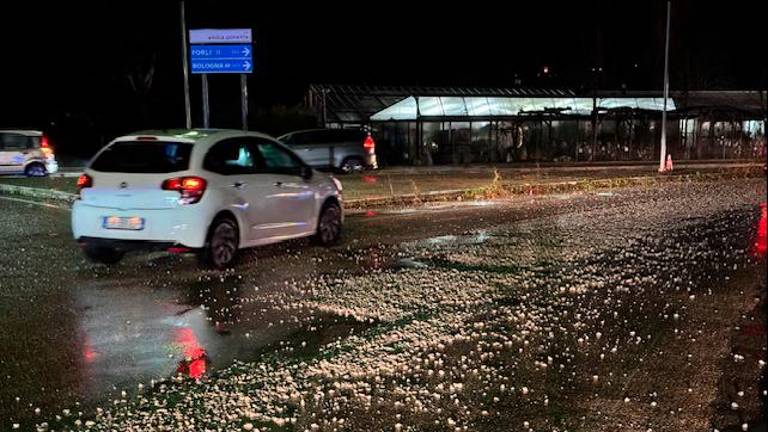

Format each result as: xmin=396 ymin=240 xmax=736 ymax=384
xmin=71 ymin=201 xmax=209 ymax=248
xmin=46 ymin=160 xmax=59 ymax=174
xmin=77 ymin=237 xmax=186 ymax=252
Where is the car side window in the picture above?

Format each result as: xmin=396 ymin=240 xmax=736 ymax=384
xmin=252 ymin=140 xmax=304 ymax=175
xmin=299 ymin=131 xmax=329 ymax=146
xmin=0 ymin=133 xmax=33 ymax=150
xmin=203 ymin=138 xmax=261 ymax=175
xmin=289 ymin=133 xmax=309 ymax=146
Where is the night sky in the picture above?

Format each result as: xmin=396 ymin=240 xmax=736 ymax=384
xmin=1 ymin=1 xmax=765 ymax=152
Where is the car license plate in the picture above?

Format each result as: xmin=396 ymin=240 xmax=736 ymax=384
xmin=102 ymin=216 xmax=144 ymax=230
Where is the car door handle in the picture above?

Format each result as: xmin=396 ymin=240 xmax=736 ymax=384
xmin=231 ymin=181 xmax=246 ymax=189
xmin=274 ymin=181 xmax=283 ymax=187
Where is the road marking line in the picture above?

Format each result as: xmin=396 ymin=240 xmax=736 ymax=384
xmin=0 ymin=195 xmax=71 ymax=211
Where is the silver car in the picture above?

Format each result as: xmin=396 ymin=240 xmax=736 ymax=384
xmin=278 ymin=129 xmax=377 ymax=173
xmin=0 ymin=130 xmax=59 ymax=176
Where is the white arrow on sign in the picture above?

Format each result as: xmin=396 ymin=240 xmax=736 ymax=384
xmin=242 ymin=47 xmax=250 ymax=57
xmin=243 ymin=61 xmax=252 ymax=70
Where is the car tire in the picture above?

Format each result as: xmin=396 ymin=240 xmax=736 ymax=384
xmin=312 ymin=201 xmax=342 ymax=246
xmin=83 ymin=245 xmax=124 ymax=265
xmin=199 ymin=216 xmax=239 ymax=269
xmin=338 ymin=157 xmax=365 ymax=174
xmin=24 ymin=163 xmax=47 ymax=177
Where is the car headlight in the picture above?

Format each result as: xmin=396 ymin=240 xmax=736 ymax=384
xmin=331 ymin=176 xmax=343 ymax=192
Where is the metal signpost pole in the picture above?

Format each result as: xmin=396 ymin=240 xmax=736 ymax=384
xmin=241 ymin=74 xmax=249 ymax=131
xmin=202 ymin=74 xmax=210 ymax=129
xmin=180 ymin=1 xmax=192 ymax=129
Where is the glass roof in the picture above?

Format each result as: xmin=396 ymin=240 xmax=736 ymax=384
xmin=370 ymin=96 xmax=675 ymax=121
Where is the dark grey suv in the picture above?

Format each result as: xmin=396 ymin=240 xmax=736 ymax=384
xmin=278 ymin=129 xmax=377 ymax=173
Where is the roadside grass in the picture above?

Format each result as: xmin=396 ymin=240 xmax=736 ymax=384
xmin=0 ymin=176 xmax=77 ymax=193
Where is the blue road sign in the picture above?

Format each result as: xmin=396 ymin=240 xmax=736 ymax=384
xmin=190 ymin=44 xmax=252 ymax=74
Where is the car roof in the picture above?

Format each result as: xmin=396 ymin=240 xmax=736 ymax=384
xmin=287 ymin=128 xmax=364 ymax=135
xmin=117 ymin=129 xmax=276 ymax=144
xmin=0 ymin=130 xmax=43 ymax=136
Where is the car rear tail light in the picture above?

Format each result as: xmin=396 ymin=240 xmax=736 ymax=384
xmin=162 ymin=176 xmax=207 ymax=204
xmin=40 ymin=135 xmax=54 ymax=155
xmin=77 ymin=174 xmax=93 ymax=190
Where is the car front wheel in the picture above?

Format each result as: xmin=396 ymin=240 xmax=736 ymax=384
xmin=313 ymin=202 xmax=342 ymax=246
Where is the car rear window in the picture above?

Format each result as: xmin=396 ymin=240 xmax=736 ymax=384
xmin=90 ymin=141 xmax=193 ymax=173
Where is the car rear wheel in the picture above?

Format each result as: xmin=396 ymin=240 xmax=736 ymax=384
xmin=339 ymin=157 xmax=365 ymax=174
xmin=24 ymin=163 xmax=47 ymax=177
xmin=313 ymin=202 xmax=342 ymax=246
xmin=83 ymin=245 xmax=124 ymax=265
xmin=199 ymin=216 xmax=239 ymax=269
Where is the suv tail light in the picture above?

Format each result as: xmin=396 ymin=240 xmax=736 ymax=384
xmin=162 ymin=176 xmax=207 ymax=204
xmin=77 ymin=174 xmax=93 ymax=190
xmin=363 ymin=135 xmax=375 ymax=154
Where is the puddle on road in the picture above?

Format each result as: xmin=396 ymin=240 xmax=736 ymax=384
xmin=418 ymin=230 xmax=493 ymax=247
xmin=12 ymin=271 xmax=382 ymax=430
xmin=175 ymin=274 xmax=380 ymax=375
xmin=394 ymin=257 xmax=430 ymax=269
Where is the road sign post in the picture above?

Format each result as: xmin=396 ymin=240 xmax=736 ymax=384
xmin=188 ymin=29 xmax=253 ymax=129
xmin=202 ymin=74 xmax=210 ymax=129
xmin=180 ymin=1 xmax=192 ymax=129
xmin=240 ymin=74 xmax=248 ymax=131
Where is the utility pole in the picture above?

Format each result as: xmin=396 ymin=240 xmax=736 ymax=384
xmin=180 ymin=1 xmax=192 ymax=129
xmin=659 ymin=0 xmax=671 ymax=172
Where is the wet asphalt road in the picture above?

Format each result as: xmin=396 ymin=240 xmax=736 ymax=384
xmin=0 ymin=179 xmax=765 ymax=430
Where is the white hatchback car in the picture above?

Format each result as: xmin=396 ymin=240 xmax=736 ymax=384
xmin=72 ymin=129 xmax=343 ymax=268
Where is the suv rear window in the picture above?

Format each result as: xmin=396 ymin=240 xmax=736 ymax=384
xmin=91 ymin=141 xmax=193 ymax=173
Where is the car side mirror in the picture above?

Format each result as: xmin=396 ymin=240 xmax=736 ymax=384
xmin=300 ymin=165 xmax=313 ymax=180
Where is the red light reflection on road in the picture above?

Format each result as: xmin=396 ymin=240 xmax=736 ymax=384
xmin=174 ymin=327 xmax=208 ymax=379
xmin=83 ymin=337 xmax=98 ymax=363
xmin=753 ymin=202 xmax=767 ymax=258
